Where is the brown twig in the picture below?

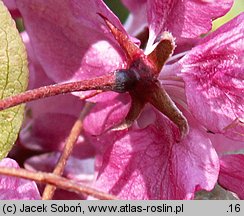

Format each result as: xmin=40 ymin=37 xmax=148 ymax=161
xmin=42 ymin=102 xmax=94 ymax=200
xmin=0 ymin=166 xmax=117 ymax=200
xmin=0 ymin=74 xmax=115 ymax=111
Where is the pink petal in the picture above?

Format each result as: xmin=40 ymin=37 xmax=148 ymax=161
xmin=16 ymin=0 xmax=127 ymax=84
xmin=122 ymin=0 xmax=147 ymax=36
xmin=122 ymin=0 xmax=147 ymax=12
xmin=21 ymin=31 xmax=56 ymax=90
xmin=147 ymin=0 xmax=233 ymax=45
xmin=25 ymin=153 xmax=94 ymax=183
xmin=208 ymin=133 xmax=244 ymax=155
xmin=83 ymin=92 xmax=131 ymax=135
xmin=95 ymin=114 xmax=219 ymax=199
xmin=180 ymin=13 xmax=244 ymax=141
xmin=26 ymin=93 xmax=84 ymax=120
xmin=0 ymin=158 xmax=40 ymax=200
xmin=136 ymin=104 xmax=157 ymax=129
xmin=20 ymin=112 xmax=95 ymax=158
xmin=2 ymin=0 xmax=16 ymax=9
xmin=219 ymin=154 xmax=244 ymax=199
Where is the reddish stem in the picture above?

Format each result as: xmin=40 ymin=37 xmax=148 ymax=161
xmin=0 ymin=73 xmax=115 ymax=111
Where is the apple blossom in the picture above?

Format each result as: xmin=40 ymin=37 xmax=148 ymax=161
xmin=0 ymin=0 xmax=243 ymax=200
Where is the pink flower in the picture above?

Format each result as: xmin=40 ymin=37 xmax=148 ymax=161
xmin=0 ymin=158 xmax=40 ymax=200
xmin=10 ymin=0 xmax=244 ymax=200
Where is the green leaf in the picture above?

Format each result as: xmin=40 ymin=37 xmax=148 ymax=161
xmin=0 ymin=1 xmax=28 ymax=159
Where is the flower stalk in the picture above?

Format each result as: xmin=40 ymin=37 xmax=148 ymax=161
xmin=0 ymin=73 xmax=115 ymax=111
